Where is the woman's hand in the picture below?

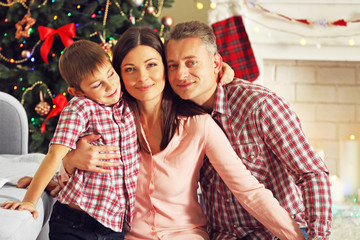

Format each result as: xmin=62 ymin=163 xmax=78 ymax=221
xmin=16 ymin=176 xmax=61 ymax=197
xmin=63 ymin=134 xmax=121 ymax=174
xmin=218 ymin=62 xmax=235 ymax=86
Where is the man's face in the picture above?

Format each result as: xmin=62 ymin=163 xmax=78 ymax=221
xmin=166 ymin=37 xmax=221 ymax=108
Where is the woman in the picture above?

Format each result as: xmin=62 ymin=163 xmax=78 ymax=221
xmin=112 ymin=27 xmax=303 ymax=239
xmin=53 ymin=27 xmax=304 ymax=239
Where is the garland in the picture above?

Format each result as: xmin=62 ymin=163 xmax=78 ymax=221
xmin=246 ymin=0 xmax=360 ymax=27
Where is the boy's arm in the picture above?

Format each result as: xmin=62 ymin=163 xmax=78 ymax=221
xmin=2 ymin=144 xmax=71 ymax=218
xmin=23 ymin=144 xmax=70 ymax=205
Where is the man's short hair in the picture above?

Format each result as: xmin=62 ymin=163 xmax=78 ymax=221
xmin=164 ymin=21 xmax=218 ymax=55
xmin=59 ymin=40 xmax=110 ymax=91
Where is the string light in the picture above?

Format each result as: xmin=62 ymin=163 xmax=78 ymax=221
xmin=300 ymin=37 xmax=307 ymax=46
xmin=210 ymin=2 xmax=216 ymax=9
xmin=196 ymin=1 xmax=204 ymax=10
xmin=349 ymin=38 xmax=355 ymax=46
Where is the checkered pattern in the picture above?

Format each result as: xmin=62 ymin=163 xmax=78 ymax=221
xmin=212 ymin=16 xmax=259 ymax=82
xmin=51 ymin=96 xmax=140 ymax=232
xmin=200 ymin=79 xmax=332 ymax=239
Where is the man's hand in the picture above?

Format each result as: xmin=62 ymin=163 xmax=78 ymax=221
xmin=218 ymin=62 xmax=235 ymax=86
xmin=16 ymin=176 xmax=61 ymax=197
xmin=63 ymin=134 xmax=121 ymax=174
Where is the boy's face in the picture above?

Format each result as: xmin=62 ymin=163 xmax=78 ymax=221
xmin=166 ymin=37 xmax=221 ymax=107
xmin=69 ymin=61 xmax=121 ymax=106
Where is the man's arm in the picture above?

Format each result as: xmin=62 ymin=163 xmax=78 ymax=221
xmin=259 ymin=94 xmax=331 ymax=239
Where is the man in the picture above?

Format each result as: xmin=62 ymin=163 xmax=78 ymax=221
xmin=164 ymin=21 xmax=331 ymax=239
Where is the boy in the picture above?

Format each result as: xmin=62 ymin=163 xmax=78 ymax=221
xmin=1 ymin=40 xmax=140 ymax=239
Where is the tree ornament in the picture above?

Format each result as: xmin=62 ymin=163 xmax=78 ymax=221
xmin=15 ymin=13 xmax=36 ymax=39
xmin=38 ymin=23 xmax=76 ymax=64
xmin=35 ymin=91 xmax=51 ymax=116
xmin=21 ymin=50 xmax=31 ymax=58
xmin=132 ymin=0 xmax=144 ymax=7
xmin=146 ymin=6 xmax=155 ymax=14
xmin=100 ymin=42 xmax=111 ymax=53
xmin=161 ymin=16 xmax=174 ymax=27
xmin=100 ymin=42 xmax=113 ymax=60
xmin=41 ymin=94 xmax=68 ymax=133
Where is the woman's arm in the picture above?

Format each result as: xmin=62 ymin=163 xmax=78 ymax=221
xmin=62 ymin=134 xmax=121 ymax=174
xmin=202 ymin=115 xmax=305 ymax=240
xmin=218 ymin=62 xmax=235 ymax=85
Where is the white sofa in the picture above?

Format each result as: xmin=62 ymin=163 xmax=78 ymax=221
xmin=0 ymin=92 xmax=55 ymax=240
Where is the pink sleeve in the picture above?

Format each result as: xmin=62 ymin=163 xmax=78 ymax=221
xmin=202 ymin=115 xmax=304 ymax=240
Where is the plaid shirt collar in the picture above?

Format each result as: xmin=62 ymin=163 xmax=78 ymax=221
xmin=212 ymin=85 xmax=231 ymax=117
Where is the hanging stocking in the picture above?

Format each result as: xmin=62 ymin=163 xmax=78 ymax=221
xmin=212 ymin=16 xmax=259 ymax=82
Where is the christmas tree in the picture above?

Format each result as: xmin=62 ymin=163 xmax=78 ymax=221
xmin=0 ymin=0 xmax=174 ymax=153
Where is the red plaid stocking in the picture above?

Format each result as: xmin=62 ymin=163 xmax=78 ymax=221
xmin=212 ymin=16 xmax=259 ymax=82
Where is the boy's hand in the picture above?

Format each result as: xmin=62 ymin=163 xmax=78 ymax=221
xmin=218 ymin=62 xmax=235 ymax=86
xmin=1 ymin=201 xmax=39 ymax=219
xmin=63 ymin=134 xmax=121 ymax=174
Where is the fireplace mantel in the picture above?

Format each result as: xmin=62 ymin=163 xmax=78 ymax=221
xmin=208 ymin=0 xmax=360 ymax=62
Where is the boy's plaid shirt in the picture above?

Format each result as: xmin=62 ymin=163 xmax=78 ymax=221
xmin=51 ymin=96 xmax=140 ymax=232
xmin=200 ymin=79 xmax=332 ymax=240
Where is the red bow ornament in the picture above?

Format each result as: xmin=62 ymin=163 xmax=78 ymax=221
xmin=38 ymin=23 xmax=76 ymax=64
xmin=41 ymin=94 xmax=68 ymax=133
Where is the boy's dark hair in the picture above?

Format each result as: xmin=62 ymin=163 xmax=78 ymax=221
xmin=59 ymin=40 xmax=110 ymax=91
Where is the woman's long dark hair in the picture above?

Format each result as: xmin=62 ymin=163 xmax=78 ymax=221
xmin=112 ymin=26 xmax=206 ymax=152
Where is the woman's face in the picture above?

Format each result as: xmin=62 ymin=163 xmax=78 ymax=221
xmin=120 ymin=45 xmax=165 ymax=106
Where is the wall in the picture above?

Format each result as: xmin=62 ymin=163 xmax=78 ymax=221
xmin=262 ymin=59 xmax=360 ymax=175
xmin=160 ymin=0 xmax=209 ymax=25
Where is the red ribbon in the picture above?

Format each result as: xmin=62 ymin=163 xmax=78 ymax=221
xmin=332 ymin=19 xmax=347 ymax=26
xmin=41 ymin=94 xmax=68 ymax=133
xmin=38 ymin=23 xmax=76 ymax=64
xmin=296 ymin=19 xmax=310 ymax=25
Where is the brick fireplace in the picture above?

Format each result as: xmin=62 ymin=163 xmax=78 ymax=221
xmin=260 ymin=59 xmax=360 ymax=176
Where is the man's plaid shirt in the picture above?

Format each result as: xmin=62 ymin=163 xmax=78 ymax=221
xmin=200 ymin=79 xmax=332 ymax=239
xmin=51 ymin=96 xmax=140 ymax=232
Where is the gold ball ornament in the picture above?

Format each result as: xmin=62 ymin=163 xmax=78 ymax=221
xmin=21 ymin=50 xmax=31 ymax=58
xmin=161 ymin=16 xmax=174 ymax=27
xmin=35 ymin=101 xmax=51 ymax=116
xmin=146 ymin=6 xmax=155 ymax=14
xmin=35 ymin=91 xmax=50 ymax=116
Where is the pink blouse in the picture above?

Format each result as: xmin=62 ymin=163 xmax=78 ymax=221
xmin=125 ymin=115 xmax=303 ymax=240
